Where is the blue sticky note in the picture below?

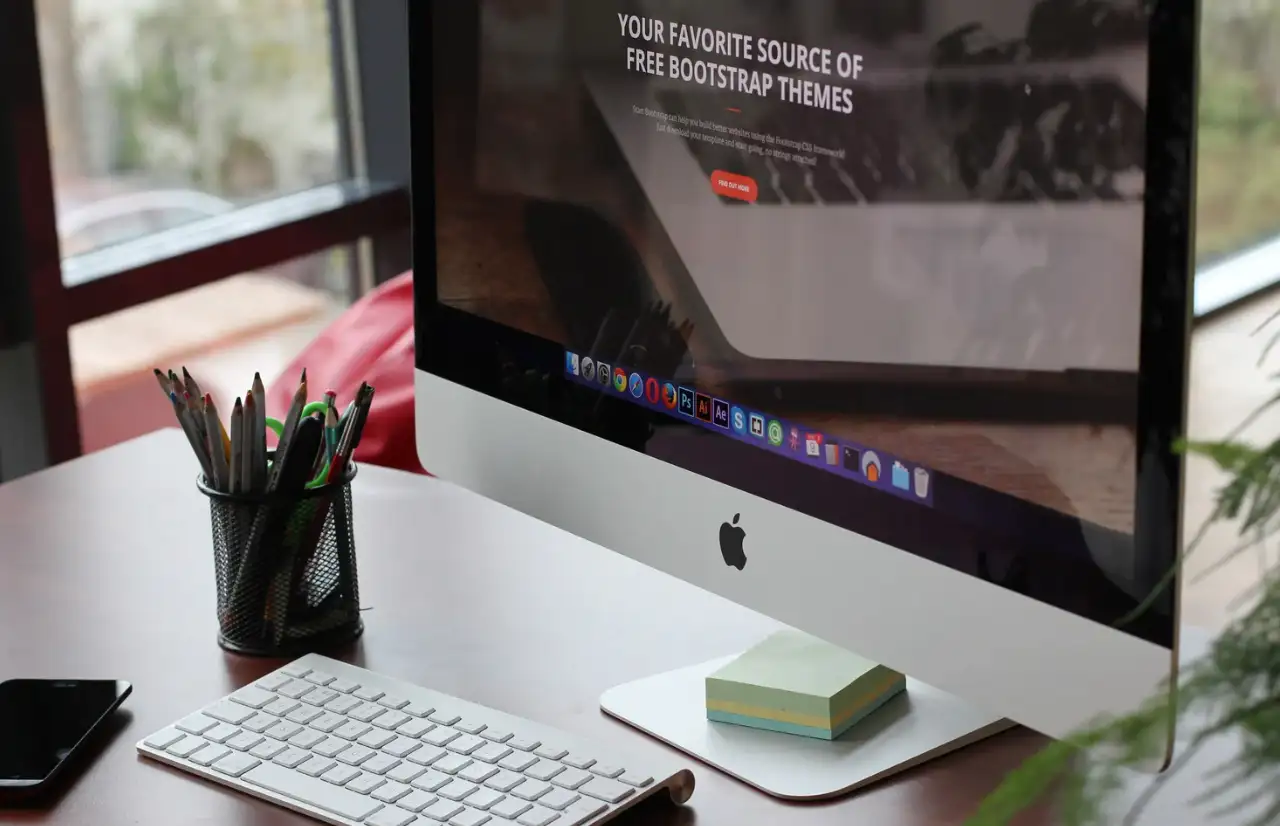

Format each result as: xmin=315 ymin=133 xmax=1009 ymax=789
xmin=892 ymin=461 xmax=910 ymax=491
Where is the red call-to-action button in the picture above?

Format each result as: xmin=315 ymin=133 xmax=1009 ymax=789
xmin=711 ymin=171 xmax=758 ymax=203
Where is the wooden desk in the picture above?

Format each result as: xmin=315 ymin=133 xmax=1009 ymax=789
xmin=0 ymin=430 xmax=1252 ymax=825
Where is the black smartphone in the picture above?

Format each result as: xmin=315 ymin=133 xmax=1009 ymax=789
xmin=0 ymin=678 xmax=132 ymax=801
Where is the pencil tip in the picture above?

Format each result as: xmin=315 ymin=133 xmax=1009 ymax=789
xmin=204 ymin=393 xmax=214 ymax=405
xmin=154 ymin=368 xmax=164 ymax=377
xmin=300 ymin=368 xmax=307 ymax=383
xmin=254 ymin=371 xmax=263 ymax=383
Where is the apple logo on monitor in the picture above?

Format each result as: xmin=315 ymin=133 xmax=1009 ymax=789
xmin=719 ymin=513 xmax=747 ymax=570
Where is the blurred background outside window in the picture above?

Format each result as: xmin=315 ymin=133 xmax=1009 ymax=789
xmin=36 ymin=0 xmax=361 ymax=453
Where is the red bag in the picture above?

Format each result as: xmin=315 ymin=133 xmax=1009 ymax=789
xmin=266 ymin=272 xmax=427 ymax=475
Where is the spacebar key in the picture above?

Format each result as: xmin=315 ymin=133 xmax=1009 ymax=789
xmin=243 ymin=762 xmax=385 ymax=821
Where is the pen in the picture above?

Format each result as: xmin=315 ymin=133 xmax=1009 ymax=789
xmin=230 ymin=398 xmax=244 ymax=495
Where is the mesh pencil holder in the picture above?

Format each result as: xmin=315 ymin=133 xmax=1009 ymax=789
xmin=197 ymin=462 xmax=363 ymax=657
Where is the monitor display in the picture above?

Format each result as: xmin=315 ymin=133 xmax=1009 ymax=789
xmin=418 ymin=0 xmax=1189 ymax=649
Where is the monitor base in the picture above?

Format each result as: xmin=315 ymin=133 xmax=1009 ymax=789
xmin=600 ymin=653 xmax=1014 ymax=801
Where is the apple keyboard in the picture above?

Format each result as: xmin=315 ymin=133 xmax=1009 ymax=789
xmin=137 ymin=654 xmax=694 ymax=826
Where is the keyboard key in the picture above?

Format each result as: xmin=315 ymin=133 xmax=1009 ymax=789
xmin=429 ymin=711 xmax=462 ymax=726
xmin=226 ymin=731 xmax=265 ymax=751
xmin=358 ymin=729 xmax=397 ymax=749
xmin=279 ymin=664 xmax=311 ymax=678
xmin=455 ymin=719 xmax=487 ymax=735
xmin=166 ymin=736 xmax=209 ymax=758
xmin=561 ymin=754 xmax=594 ymax=770
xmin=205 ymin=701 xmax=256 ymax=726
xmin=578 ymin=777 xmax=634 ymax=804
xmin=335 ymin=721 xmax=373 ymax=740
xmin=560 ymin=800 xmax=608 ymax=826
xmin=322 ymin=765 xmax=362 ymax=786
xmin=550 ymin=769 xmax=591 ymax=791
xmin=257 ymin=672 xmax=293 ymax=691
xmin=433 ymin=754 xmax=473 ymax=775
xmin=533 ymin=745 xmax=566 ymax=761
xmin=175 ymin=714 xmax=219 ymax=735
xmin=212 ymin=752 xmax=260 ymax=778
xmin=379 ymin=695 xmax=411 ymax=710
xmin=407 ymin=746 xmax=449 ymax=766
xmin=411 ymin=770 xmax=453 ymax=793
xmin=305 ymin=671 xmax=336 ymax=686
xmin=264 ymin=721 xmax=303 ymax=741
xmin=425 ymin=727 xmax=461 ymax=747
xmin=314 ymin=736 xmax=352 ymax=758
xmin=328 ymin=678 xmax=361 ymax=694
xmin=231 ymin=686 xmax=277 ymax=709
xmin=299 ymin=756 xmax=338 ymax=777
xmin=457 ymin=762 xmax=498 ymax=784
xmin=249 ymin=739 xmax=287 ymax=760
xmin=404 ymin=702 xmax=435 ymax=718
xmin=337 ymin=745 xmax=377 ymax=766
xmin=348 ymin=773 xmax=387 ymax=795
xmin=473 ymin=743 xmax=512 ymax=764
xmin=423 ymin=800 xmax=465 ymax=822
xmin=483 ymin=770 xmax=526 ymax=793
xmin=288 ymin=729 xmax=326 ymax=750
xmin=447 ymin=735 xmax=486 ymax=755
xmin=351 ymin=702 xmax=387 ymax=722
xmin=362 ymin=754 xmax=402 ymax=775
xmin=438 ymin=779 xmax=479 ymax=801
xmin=311 ymin=711 xmax=348 ymax=732
xmin=243 ymin=761 xmax=384 ymax=822
xmin=450 ymin=808 xmax=491 ymax=826
xmin=277 ymin=679 xmax=316 ymax=699
xmin=354 ymin=685 xmax=385 ymax=702
xmin=589 ymin=764 xmax=624 ymax=779
xmin=287 ymin=704 xmax=325 ymax=725
xmin=375 ymin=710 xmax=413 ymax=731
xmin=387 ymin=762 xmax=426 ymax=784
xmin=325 ymin=695 xmax=363 ymax=715
xmin=398 ymin=718 xmax=435 ymax=738
xmin=367 ymin=809 xmax=416 ymax=826
xmin=301 ymin=687 xmax=340 ymax=708
xmin=397 ymin=789 xmax=438 ymax=812
xmin=204 ymin=723 xmax=241 ymax=743
xmin=516 ymin=804 xmax=559 ymax=826
xmin=490 ymin=797 xmax=532 ymax=819
xmin=480 ymin=729 xmax=512 ymax=743
xmin=372 ymin=781 xmax=413 ymax=803
xmin=189 ymin=744 xmax=232 ymax=767
xmin=617 ymin=771 xmax=653 ymax=788
xmin=498 ymin=752 xmax=537 ymax=772
xmin=506 ymin=737 xmax=540 ymax=752
xmin=273 ymin=746 xmax=312 ymax=768
xmin=538 ymin=788 xmax=580 ymax=811
xmin=510 ymin=780 xmax=553 ymax=801
xmin=464 ymin=788 xmax=505 ymax=811
xmin=524 ymin=760 xmax=564 ymax=782
xmin=385 ymin=736 xmax=423 ymax=758
xmin=263 ymin=698 xmax=301 ymax=717
xmin=242 ymin=713 xmax=279 ymax=733
xmin=143 ymin=729 xmax=184 ymax=750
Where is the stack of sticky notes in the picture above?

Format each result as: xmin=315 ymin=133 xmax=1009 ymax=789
xmin=705 ymin=630 xmax=907 ymax=740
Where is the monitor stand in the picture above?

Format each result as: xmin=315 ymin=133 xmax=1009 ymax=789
xmin=600 ymin=649 xmax=1014 ymax=800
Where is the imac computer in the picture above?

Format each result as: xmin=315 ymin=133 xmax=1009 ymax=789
xmin=412 ymin=0 xmax=1196 ymax=798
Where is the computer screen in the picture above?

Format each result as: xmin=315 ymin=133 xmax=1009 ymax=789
xmin=419 ymin=0 xmax=1190 ymax=649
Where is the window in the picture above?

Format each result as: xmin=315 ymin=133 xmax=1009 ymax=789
xmin=38 ymin=0 xmax=342 ymax=257
xmin=1197 ymin=3 xmax=1280 ymax=264
xmin=0 ymin=0 xmax=409 ymax=477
